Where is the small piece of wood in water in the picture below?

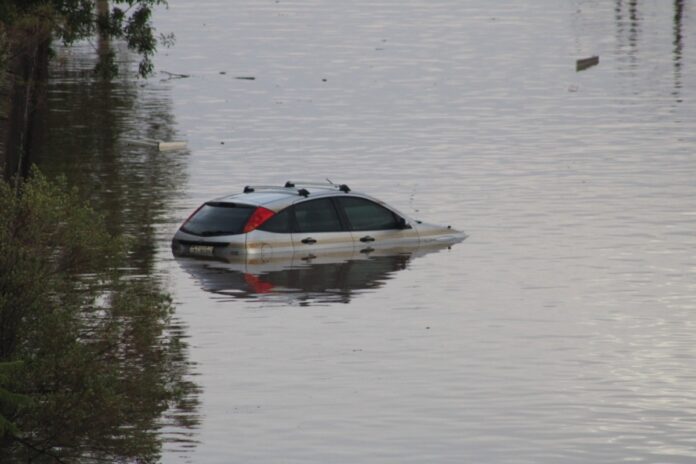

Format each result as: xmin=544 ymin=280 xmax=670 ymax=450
xmin=157 ymin=141 xmax=187 ymax=151
xmin=576 ymin=56 xmax=599 ymax=72
xmin=160 ymin=70 xmax=191 ymax=79
xmin=123 ymin=139 xmax=187 ymax=151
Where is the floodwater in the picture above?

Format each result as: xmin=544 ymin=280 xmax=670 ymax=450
xmin=35 ymin=0 xmax=696 ymax=462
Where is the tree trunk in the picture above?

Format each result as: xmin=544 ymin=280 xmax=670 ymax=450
xmin=96 ymin=0 xmax=112 ymax=69
xmin=0 ymin=30 xmax=50 ymax=182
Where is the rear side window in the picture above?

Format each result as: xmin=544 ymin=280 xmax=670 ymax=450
xmin=258 ymin=208 xmax=292 ymax=233
xmin=294 ymin=198 xmax=343 ymax=233
xmin=181 ymin=202 xmax=255 ymax=236
xmin=337 ymin=197 xmax=400 ymax=231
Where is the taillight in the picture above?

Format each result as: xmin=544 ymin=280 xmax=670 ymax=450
xmin=243 ymin=207 xmax=275 ymax=233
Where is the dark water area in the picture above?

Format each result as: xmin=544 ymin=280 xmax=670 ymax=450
xmin=32 ymin=0 xmax=696 ymax=462
xmin=33 ymin=44 xmax=188 ymax=275
xmin=32 ymin=44 xmax=200 ymax=460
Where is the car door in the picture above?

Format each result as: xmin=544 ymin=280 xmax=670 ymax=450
xmin=335 ymin=196 xmax=420 ymax=251
xmin=291 ymin=197 xmax=355 ymax=255
xmin=246 ymin=207 xmax=295 ymax=258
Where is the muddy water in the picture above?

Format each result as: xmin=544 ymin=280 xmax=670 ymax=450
xmin=36 ymin=1 xmax=696 ymax=463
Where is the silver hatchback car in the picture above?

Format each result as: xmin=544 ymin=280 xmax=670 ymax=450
xmin=171 ymin=181 xmax=465 ymax=259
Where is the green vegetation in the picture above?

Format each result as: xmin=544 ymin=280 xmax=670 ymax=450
xmin=0 ymin=0 xmax=170 ymax=77
xmin=0 ymin=4 xmax=196 ymax=459
xmin=0 ymin=169 xmax=195 ymax=462
xmin=1 ymin=0 xmax=173 ymax=209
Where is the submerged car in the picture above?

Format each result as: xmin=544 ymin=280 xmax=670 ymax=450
xmin=171 ymin=181 xmax=465 ymax=259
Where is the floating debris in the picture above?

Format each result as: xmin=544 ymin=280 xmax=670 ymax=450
xmin=158 ymin=141 xmax=188 ymax=151
xmin=576 ymin=56 xmax=599 ymax=72
xmin=124 ymin=138 xmax=187 ymax=152
xmin=160 ymin=70 xmax=191 ymax=80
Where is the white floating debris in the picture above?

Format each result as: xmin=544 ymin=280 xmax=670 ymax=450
xmin=157 ymin=141 xmax=187 ymax=151
xmin=123 ymin=138 xmax=188 ymax=152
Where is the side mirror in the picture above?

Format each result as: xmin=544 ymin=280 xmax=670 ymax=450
xmin=397 ymin=217 xmax=412 ymax=229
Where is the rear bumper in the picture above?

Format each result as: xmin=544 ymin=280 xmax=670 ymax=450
xmin=171 ymin=229 xmax=247 ymax=259
xmin=171 ymin=239 xmax=245 ymax=259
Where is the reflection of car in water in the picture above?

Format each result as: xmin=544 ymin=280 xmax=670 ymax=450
xmin=175 ymin=241 xmax=463 ymax=305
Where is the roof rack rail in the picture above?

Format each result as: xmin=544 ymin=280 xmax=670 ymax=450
xmin=284 ymin=181 xmax=351 ymax=193
xmin=242 ymin=181 xmax=351 ymax=197
xmin=242 ymin=185 xmax=312 ymax=197
xmin=243 ymin=185 xmax=289 ymax=194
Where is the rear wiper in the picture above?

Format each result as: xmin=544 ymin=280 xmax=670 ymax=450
xmin=201 ymin=230 xmax=236 ymax=236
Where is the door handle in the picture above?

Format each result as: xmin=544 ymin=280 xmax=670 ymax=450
xmin=301 ymin=237 xmax=317 ymax=244
xmin=360 ymin=236 xmax=375 ymax=243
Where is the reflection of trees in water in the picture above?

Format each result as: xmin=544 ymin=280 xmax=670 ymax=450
xmin=614 ymin=0 xmax=640 ymax=66
xmin=11 ymin=296 xmax=200 ymax=463
xmin=614 ymin=0 xmax=686 ymax=100
xmin=672 ymin=0 xmax=684 ymax=98
xmin=25 ymin=44 xmax=199 ymax=460
xmin=33 ymin=43 xmax=188 ymax=274
xmin=0 ymin=171 xmax=200 ymax=462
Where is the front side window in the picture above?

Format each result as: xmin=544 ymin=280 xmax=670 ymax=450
xmin=294 ymin=198 xmax=343 ymax=233
xmin=181 ymin=202 xmax=255 ymax=236
xmin=337 ymin=197 xmax=400 ymax=231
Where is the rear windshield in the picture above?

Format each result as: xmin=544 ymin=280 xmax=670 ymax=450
xmin=181 ymin=202 xmax=255 ymax=236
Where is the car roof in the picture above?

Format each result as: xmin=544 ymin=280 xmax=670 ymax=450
xmin=211 ymin=182 xmax=372 ymax=211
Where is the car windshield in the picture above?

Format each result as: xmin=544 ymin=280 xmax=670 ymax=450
xmin=181 ymin=202 xmax=255 ymax=236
